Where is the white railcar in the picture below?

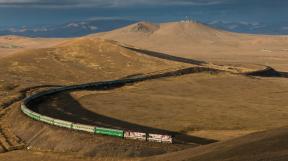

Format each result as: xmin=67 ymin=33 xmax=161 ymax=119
xmin=124 ymin=131 xmax=147 ymax=141
xmin=148 ymin=134 xmax=162 ymax=143
xmin=40 ymin=115 xmax=54 ymax=125
xmin=53 ymin=119 xmax=72 ymax=128
xmin=72 ymin=123 xmax=95 ymax=133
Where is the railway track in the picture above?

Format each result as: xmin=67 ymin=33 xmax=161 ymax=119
xmin=20 ymin=62 xmax=287 ymax=145
xmin=1 ymin=45 xmax=286 ymax=150
xmin=21 ymin=66 xmax=221 ymax=144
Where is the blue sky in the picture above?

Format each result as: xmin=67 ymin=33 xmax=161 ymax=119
xmin=0 ymin=0 xmax=287 ymax=27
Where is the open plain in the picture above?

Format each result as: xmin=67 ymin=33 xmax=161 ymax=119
xmin=0 ymin=21 xmax=287 ymax=161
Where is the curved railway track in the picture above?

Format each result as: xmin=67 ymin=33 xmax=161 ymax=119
xmin=21 ymin=66 xmax=221 ymax=144
xmin=19 ymin=47 xmax=288 ymax=146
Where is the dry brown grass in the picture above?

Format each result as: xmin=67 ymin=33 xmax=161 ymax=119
xmin=0 ymin=37 xmax=194 ymax=160
xmin=145 ymin=127 xmax=288 ymax=161
xmin=0 ymin=35 xmax=66 ymax=58
xmin=0 ymin=150 xmax=141 ymax=161
xmin=65 ymin=73 xmax=288 ymax=140
xmin=0 ymin=22 xmax=288 ymax=161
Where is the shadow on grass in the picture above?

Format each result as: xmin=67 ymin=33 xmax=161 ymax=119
xmin=246 ymin=67 xmax=288 ymax=78
xmin=124 ymin=46 xmax=288 ymax=79
xmin=31 ymin=91 xmax=217 ymax=145
xmin=123 ymin=46 xmax=206 ymax=65
xmin=25 ymin=67 xmax=224 ymax=145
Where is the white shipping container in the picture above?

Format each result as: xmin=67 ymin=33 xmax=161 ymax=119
xmin=148 ymin=134 xmax=162 ymax=143
xmin=124 ymin=131 xmax=146 ymax=141
xmin=148 ymin=134 xmax=173 ymax=143
xmin=161 ymin=135 xmax=173 ymax=143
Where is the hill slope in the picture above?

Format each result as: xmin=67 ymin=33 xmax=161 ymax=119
xmin=0 ymin=36 xmax=190 ymax=117
xmin=0 ymin=35 xmax=66 ymax=58
xmin=146 ymin=127 xmax=288 ymax=161
xmin=0 ymin=36 xmax=193 ymax=159
xmin=0 ymin=37 xmax=187 ymax=89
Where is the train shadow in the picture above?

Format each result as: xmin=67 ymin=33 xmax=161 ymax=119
xmin=123 ymin=46 xmax=288 ymax=79
xmin=246 ymin=67 xmax=288 ymax=78
xmin=31 ymin=92 xmax=217 ymax=145
xmin=26 ymin=68 xmax=224 ymax=145
xmin=123 ymin=46 xmax=206 ymax=65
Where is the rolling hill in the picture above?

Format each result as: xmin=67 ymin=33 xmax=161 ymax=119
xmin=0 ymin=37 xmax=188 ymax=88
xmin=0 ymin=36 xmax=195 ymax=159
xmin=0 ymin=21 xmax=287 ymax=161
xmin=146 ymin=127 xmax=288 ymax=161
xmin=95 ymin=21 xmax=288 ymax=71
xmin=0 ymin=35 xmax=66 ymax=58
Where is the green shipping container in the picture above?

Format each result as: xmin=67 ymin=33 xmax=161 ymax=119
xmin=95 ymin=127 xmax=124 ymax=138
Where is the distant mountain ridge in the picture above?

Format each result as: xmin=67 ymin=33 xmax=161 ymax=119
xmin=0 ymin=19 xmax=288 ymax=38
xmin=206 ymin=20 xmax=288 ymax=35
xmin=0 ymin=19 xmax=136 ymax=38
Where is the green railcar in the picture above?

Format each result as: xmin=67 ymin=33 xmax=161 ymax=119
xmin=95 ymin=127 xmax=124 ymax=138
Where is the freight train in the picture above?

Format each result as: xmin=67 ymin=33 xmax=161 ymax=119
xmin=20 ymin=66 xmax=221 ymax=144
xmin=21 ymin=103 xmax=173 ymax=143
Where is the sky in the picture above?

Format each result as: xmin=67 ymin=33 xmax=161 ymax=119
xmin=0 ymin=0 xmax=287 ymax=27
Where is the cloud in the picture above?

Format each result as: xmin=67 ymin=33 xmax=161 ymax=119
xmin=0 ymin=0 xmax=229 ymax=8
